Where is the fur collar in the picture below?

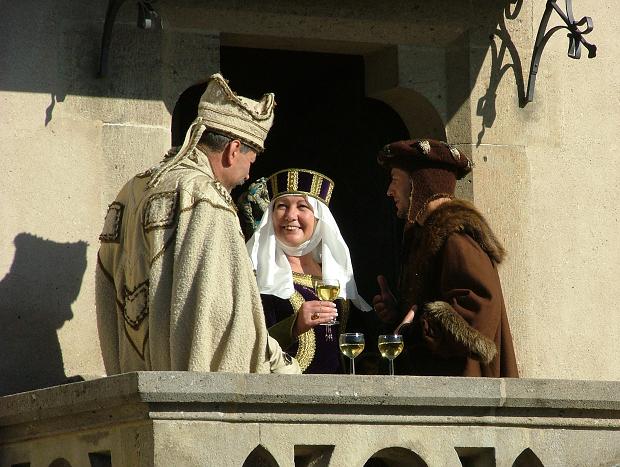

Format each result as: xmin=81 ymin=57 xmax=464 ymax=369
xmin=421 ymin=198 xmax=505 ymax=264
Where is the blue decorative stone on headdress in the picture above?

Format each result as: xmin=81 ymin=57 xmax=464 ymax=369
xmin=267 ymin=168 xmax=335 ymax=206
xmin=237 ymin=177 xmax=270 ymax=239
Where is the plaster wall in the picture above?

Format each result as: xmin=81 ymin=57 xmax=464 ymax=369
xmin=0 ymin=1 xmax=220 ymax=393
xmin=464 ymin=1 xmax=620 ymax=379
xmin=0 ymin=0 xmax=618 ymax=394
xmin=523 ymin=0 xmax=620 ymax=379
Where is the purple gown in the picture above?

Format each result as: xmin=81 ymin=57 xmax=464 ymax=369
xmin=260 ymin=272 xmax=358 ymax=374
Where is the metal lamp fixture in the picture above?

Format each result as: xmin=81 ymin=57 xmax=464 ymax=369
xmin=98 ymin=0 xmax=162 ymax=78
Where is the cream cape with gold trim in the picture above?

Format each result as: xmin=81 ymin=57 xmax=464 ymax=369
xmin=96 ymin=149 xmax=298 ymax=374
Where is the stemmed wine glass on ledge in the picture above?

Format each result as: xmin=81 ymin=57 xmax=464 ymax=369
xmin=378 ymin=334 xmax=403 ymax=376
xmin=339 ymin=332 xmax=364 ymax=375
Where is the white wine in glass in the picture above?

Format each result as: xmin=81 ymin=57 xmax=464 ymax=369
xmin=314 ymin=278 xmax=340 ymax=325
xmin=316 ymin=283 xmax=340 ymax=301
xmin=378 ymin=334 xmax=404 ymax=376
xmin=339 ymin=333 xmax=365 ymax=375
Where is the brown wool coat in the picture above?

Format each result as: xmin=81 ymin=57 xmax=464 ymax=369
xmin=399 ymin=199 xmax=519 ymax=377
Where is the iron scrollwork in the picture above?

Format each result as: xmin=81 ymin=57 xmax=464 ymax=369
xmin=526 ymin=0 xmax=596 ymax=102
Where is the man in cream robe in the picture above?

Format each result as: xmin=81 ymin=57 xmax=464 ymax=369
xmin=96 ymin=73 xmax=299 ymax=374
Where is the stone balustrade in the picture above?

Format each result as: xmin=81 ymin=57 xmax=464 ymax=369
xmin=0 ymin=372 xmax=618 ymax=466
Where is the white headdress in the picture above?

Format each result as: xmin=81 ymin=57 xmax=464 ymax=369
xmin=246 ymin=170 xmax=371 ymax=312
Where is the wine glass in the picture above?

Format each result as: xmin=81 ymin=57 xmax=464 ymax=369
xmin=378 ymin=334 xmax=404 ymax=376
xmin=314 ymin=277 xmax=340 ymax=326
xmin=339 ymin=333 xmax=365 ymax=375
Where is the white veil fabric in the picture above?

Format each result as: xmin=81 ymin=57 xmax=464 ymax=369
xmin=247 ymin=196 xmax=371 ymax=312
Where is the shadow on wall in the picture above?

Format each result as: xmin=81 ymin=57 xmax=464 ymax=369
xmin=0 ymin=233 xmax=87 ymax=396
xmin=476 ymin=0 xmax=526 ymax=146
xmin=0 ymin=1 xmax=524 ymax=128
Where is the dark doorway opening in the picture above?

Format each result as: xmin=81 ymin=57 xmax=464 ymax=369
xmin=221 ymin=45 xmax=409 ymax=312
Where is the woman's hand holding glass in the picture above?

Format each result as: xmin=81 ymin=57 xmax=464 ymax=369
xmin=314 ymin=277 xmax=340 ymax=325
xmin=293 ymin=300 xmax=338 ymax=338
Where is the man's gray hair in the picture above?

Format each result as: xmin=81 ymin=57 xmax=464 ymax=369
xmin=200 ymin=132 xmax=254 ymax=154
xmin=148 ymin=130 xmax=255 ymax=189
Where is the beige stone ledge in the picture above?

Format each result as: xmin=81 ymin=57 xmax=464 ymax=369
xmin=1 ymin=373 xmax=619 ymax=466
xmin=1 ymin=373 xmax=618 ymax=428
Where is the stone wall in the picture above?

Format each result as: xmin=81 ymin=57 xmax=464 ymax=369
xmin=519 ymin=1 xmax=619 ymax=379
xmin=0 ymin=0 xmax=618 ymax=395
xmin=0 ymin=1 xmax=219 ymax=393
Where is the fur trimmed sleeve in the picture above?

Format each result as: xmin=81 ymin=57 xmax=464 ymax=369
xmin=420 ymin=301 xmax=496 ymax=363
xmin=441 ymin=232 xmax=502 ymax=360
xmin=421 ymin=232 xmax=503 ymax=363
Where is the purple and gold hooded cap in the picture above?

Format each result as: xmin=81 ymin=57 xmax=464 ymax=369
xmin=267 ymin=168 xmax=335 ymax=206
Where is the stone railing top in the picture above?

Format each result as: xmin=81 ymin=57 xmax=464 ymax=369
xmin=1 ymin=373 xmax=618 ymax=427
xmin=0 ymin=373 xmax=619 ymax=466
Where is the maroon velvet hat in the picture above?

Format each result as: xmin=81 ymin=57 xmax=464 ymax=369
xmin=377 ymin=139 xmax=472 ymax=179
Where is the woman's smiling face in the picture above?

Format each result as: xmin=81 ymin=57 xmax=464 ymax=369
xmin=272 ymin=195 xmax=317 ymax=247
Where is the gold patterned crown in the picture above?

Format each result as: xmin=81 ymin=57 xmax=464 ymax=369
xmin=198 ymin=73 xmax=275 ymax=152
xmin=267 ymin=168 xmax=335 ymax=205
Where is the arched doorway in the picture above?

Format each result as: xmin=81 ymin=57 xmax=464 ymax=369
xmin=170 ymin=45 xmax=453 ymax=364
xmin=220 ymin=46 xmax=409 ymax=313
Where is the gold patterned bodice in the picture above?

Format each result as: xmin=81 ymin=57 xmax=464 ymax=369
xmin=289 ymin=272 xmax=349 ymax=372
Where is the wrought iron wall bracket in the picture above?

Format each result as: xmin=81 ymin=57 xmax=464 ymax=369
xmin=97 ymin=0 xmax=161 ymax=78
xmin=526 ymin=0 xmax=596 ymax=102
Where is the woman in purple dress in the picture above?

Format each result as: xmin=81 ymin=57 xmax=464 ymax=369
xmin=247 ymin=169 xmax=371 ymax=374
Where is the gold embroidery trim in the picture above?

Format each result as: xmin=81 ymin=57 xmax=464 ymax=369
xmin=287 ymin=170 xmax=299 ymax=192
xmin=268 ymin=168 xmax=335 ymax=205
xmin=292 ymin=271 xmax=317 ymax=288
xmin=289 ymin=290 xmax=315 ymax=372
xmin=325 ymin=180 xmax=334 ymax=205
xmin=310 ymin=173 xmax=322 ymax=199
xmin=270 ymin=168 xmax=334 ymax=186
xmin=212 ymin=181 xmax=237 ymax=211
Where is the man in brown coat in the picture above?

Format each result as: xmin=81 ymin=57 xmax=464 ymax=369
xmin=373 ymin=139 xmax=519 ymax=377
